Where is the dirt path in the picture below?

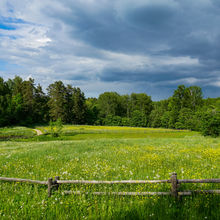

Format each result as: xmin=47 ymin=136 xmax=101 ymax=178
xmin=33 ymin=129 xmax=43 ymax=136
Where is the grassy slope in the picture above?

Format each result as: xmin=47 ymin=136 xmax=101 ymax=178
xmin=33 ymin=125 xmax=198 ymax=141
xmin=0 ymin=127 xmax=36 ymax=140
xmin=0 ymin=126 xmax=219 ymax=219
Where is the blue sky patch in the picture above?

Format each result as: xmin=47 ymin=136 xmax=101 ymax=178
xmin=0 ymin=0 xmax=220 ymax=100
xmin=0 ymin=60 xmax=10 ymax=71
xmin=0 ymin=16 xmax=27 ymax=30
xmin=0 ymin=60 xmax=21 ymax=71
xmin=0 ymin=23 xmax=16 ymax=30
xmin=0 ymin=16 xmax=26 ymax=24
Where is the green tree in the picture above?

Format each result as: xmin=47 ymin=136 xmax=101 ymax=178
xmin=0 ymin=77 xmax=11 ymax=126
xmin=86 ymin=98 xmax=99 ymax=125
xmin=168 ymin=85 xmax=203 ymax=128
xmin=149 ymin=100 xmax=169 ymax=128
xmin=168 ymin=86 xmax=186 ymax=128
xmin=21 ymin=78 xmax=35 ymax=124
xmin=9 ymin=93 xmax=23 ymax=124
xmin=121 ymin=117 xmax=131 ymax=126
xmin=130 ymin=93 xmax=153 ymax=126
xmin=201 ymin=109 xmax=220 ymax=137
xmin=6 ymin=76 xmax=25 ymax=124
xmin=7 ymin=76 xmax=23 ymax=96
xmin=161 ymin=111 xmax=171 ymax=128
xmin=33 ymin=84 xmax=49 ymax=123
xmin=65 ymin=85 xmax=74 ymax=123
xmin=120 ymin=95 xmax=131 ymax=118
xmin=103 ymin=115 xmax=122 ymax=126
xmin=175 ymin=108 xmax=195 ymax=130
xmin=71 ymin=87 xmax=87 ymax=124
xmin=187 ymin=86 xmax=203 ymax=110
xmin=47 ymin=81 xmax=68 ymax=122
xmin=98 ymin=92 xmax=122 ymax=117
xmin=130 ymin=110 xmax=147 ymax=127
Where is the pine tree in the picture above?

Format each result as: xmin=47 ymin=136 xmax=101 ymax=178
xmin=47 ymin=81 xmax=68 ymax=122
xmin=72 ymin=87 xmax=87 ymax=124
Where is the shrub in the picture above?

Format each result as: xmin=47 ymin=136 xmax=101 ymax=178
xmin=49 ymin=118 xmax=63 ymax=137
xmin=201 ymin=109 xmax=220 ymax=137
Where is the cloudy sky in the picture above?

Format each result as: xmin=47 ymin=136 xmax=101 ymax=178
xmin=0 ymin=0 xmax=220 ymax=100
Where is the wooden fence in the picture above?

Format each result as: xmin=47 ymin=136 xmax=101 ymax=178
xmin=0 ymin=173 xmax=220 ymax=198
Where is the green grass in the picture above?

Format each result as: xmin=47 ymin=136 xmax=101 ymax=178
xmin=32 ymin=125 xmax=198 ymax=141
xmin=0 ymin=125 xmax=219 ymax=219
xmin=0 ymin=126 xmax=36 ymax=141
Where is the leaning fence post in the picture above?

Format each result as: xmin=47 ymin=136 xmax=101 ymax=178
xmin=48 ymin=178 xmax=53 ymax=197
xmin=54 ymin=176 xmax=60 ymax=191
xmin=170 ymin=172 xmax=178 ymax=198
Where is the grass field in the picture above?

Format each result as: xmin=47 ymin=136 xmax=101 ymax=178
xmin=0 ymin=126 xmax=36 ymax=140
xmin=0 ymin=125 xmax=219 ymax=219
xmin=32 ymin=125 xmax=198 ymax=141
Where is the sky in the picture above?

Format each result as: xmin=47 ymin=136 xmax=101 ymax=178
xmin=0 ymin=0 xmax=220 ymax=100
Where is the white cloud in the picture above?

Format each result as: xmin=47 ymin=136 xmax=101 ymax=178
xmin=0 ymin=0 xmax=219 ymax=99
xmin=158 ymin=56 xmax=199 ymax=66
xmin=209 ymin=78 xmax=220 ymax=87
xmin=102 ymin=51 xmax=199 ymax=72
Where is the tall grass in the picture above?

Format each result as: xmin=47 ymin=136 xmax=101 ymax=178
xmin=0 ymin=127 xmax=35 ymax=141
xmin=0 ymin=126 xmax=219 ymax=219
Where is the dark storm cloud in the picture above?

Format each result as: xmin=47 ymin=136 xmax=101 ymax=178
xmin=1 ymin=0 xmax=220 ymax=99
xmin=101 ymin=67 xmax=176 ymax=82
xmin=44 ymin=0 xmax=220 ymax=60
xmin=211 ymin=0 xmax=220 ymax=8
xmin=99 ymin=66 xmax=213 ymax=84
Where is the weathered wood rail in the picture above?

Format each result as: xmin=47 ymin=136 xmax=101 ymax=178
xmin=0 ymin=177 xmax=47 ymax=185
xmin=0 ymin=173 xmax=220 ymax=198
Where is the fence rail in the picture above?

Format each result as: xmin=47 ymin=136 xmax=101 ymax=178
xmin=57 ymin=179 xmax=169 ymax=184
xmin=63 ymin=190 xmax=220 ymax=196
xmin=0 ymin=173 xmax=220 ymax=198
xmin=0 ymin=177 xmax=47 ymax=185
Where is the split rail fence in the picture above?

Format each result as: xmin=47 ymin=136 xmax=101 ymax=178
xmin=0 ymin=173 xmax=220 ymax=198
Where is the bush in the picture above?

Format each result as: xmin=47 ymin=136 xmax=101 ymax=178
xmin=201 ymin=110 xmax=220 ymax=137
xmin=103 ymin=115 xmax=122 ymax=126
xmin=121 ymin=117 xmax=131 ymax=126
xmin=130 ymin=110 xmax=147 ymax=127
xmin=49 ymin=118 xmax=63 ymax=137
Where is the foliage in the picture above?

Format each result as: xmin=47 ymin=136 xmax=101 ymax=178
xmin=201 ymin=109 xmax=220 ymax=137
xmin=49 ymin=118 xmax=63 ymax=137
xmin=0 ymin=76 xmax=219 ymax=137
xmin=71 ymin=87 xmax=87 ymax=124
xmin=86 ymin=98 xmax=99 ymax=125
xmin=103 ymin=115 xmax=122 ymax=126
xmin=97 ymin=92 xmax=123 ymax=117
xmin=47 ymin=81 xmax=68 ymax=122
xmin=130 ymin=110 xmax=147 ymax=127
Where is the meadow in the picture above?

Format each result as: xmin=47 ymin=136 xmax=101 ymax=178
xmin=0 ymin=126 xmax=35 ymax=140
xmin=0 ymin=125 xmax=219 ymax=219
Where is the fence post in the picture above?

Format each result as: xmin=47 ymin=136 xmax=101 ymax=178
xmin=170 ymin=172 xmax=178 ymax=198
xmin=54 ymin=176 xmax=60 ymax=191
xmin=48 ymin=178 xmax=53 ymax=197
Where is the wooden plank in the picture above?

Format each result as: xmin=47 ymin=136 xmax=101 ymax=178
xmin=48 ymin=178 xmax=53 ymax=197
xmin=63 ymin=190 xmax=220 ymax=196
xmin=54 ymin=176 xmax=60 ymax=190
xmin=62 ymin=191 xmax=171 ymax=196
xmin=170 ymin=173 xmax=178 ymax=198
xmin=57 ymin=180 xmax=169 ymax=184
xmin=0 ymin=177 xmax=47 ymax=185
xmin=178 ymin=179 xmax=220 ymax=183
xmin=179 ymin=190 xmax=220 ymax=195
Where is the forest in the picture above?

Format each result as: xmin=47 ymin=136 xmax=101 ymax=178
xmin=0 ymin=76 xmax=219 ymax=137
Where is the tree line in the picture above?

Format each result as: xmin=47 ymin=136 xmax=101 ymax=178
xmin=0 ymin=76 xmax=219 ymax=137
